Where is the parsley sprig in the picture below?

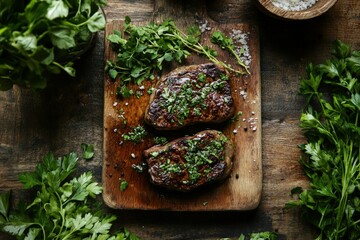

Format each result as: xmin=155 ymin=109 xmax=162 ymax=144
xmin=286 ymin=40 xmax=360 ymax=240
xmin=106 ymin=16 xmax=247 ymax=97
xmin=0 ymin=150 xmax=138 ymax=240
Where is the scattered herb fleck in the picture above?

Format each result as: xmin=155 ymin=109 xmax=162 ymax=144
xmin=81 ymin=143 xmax=95 ymax=160
xmin=119 ymin=179 xmax=128 ymax=192
xmin=154 ymin=136 xmax=168 ymax=145
xmin=123 ymin=125 xmax=147 ymax=143
xmin=117 ymin=85 xmax=134 ymax=98
xmin=147 ymin=87 xmax=155 ymax=95
xmin=231 ymin=111 xmax=243 ymax=122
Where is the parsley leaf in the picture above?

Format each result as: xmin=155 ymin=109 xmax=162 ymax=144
xmin=287 ymin=40 xmax=360 ymax=240
xmin=81 ymin=143 xmax=95 ymax=160
xmin=0 ymin=149 xmax=139 ymax=240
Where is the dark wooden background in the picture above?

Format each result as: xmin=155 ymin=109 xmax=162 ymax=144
xmin=1 ymin=0 xmax=359 ymax=239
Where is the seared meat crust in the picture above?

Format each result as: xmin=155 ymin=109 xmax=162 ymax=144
xmin=144 ymin=63 xmax=234 ymax=130
xmin=143 ymin=130 xmax=234 ymax=192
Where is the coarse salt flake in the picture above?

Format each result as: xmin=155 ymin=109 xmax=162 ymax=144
xmin=271 ymin=0 xmax=318 ymax=11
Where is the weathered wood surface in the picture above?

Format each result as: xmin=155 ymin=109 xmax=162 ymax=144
xmin=1 ymin=0 xmax=360 ymax=239
xmin=103 ymin=19 xmax=262 ymax=211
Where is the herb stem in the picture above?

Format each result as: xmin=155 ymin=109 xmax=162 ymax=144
xmin=54 ymin=191 xmax=65 ymax=240
xmin=228 ymin=46 xmax=250 ymax=74
xmin=169 ymin=31 xmax=244 ymax=75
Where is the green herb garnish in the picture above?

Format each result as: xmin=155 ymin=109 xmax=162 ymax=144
xmin=117 ymin=85 xmax=134 ymax=98
xmin=159 ymin=77 xmax=227 ymax=125
xmin=156 ymin=134 xmax=228 ymax=184
xmin=120 ymin=179 xmax=128 ymax=192
xmin=0 ymin=150 xmax=138 ymax=239
xmin=106 ymin=16 xmax=247 ymax=96
xmin=154 ymin=136 xmax=168 ymax=145
xmin=286 ymin=40 xmax=360 ymax=240
xmin=231 ymin=111 xmax=243 ymax=122
xmin=123 ymin=125 xmax=147 ymax=143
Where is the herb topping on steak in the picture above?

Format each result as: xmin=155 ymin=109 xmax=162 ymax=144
xmin=143 ymin=130 xmax=234 ymax=192
xmin=144 ymin=63 xmax=234 ymax=130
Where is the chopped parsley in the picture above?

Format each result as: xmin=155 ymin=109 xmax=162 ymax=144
xmin=151 ymin=133 xmax=228 ymax=184
xmin=123 ymin=125 xmax=147 ymax=143
xmin=198 ymin=72 xmax=206 ymax=82
xmin=117 ymin=85 xmax=134 ymax=98
xmin=184 ymin=136 xmax=228 ymax=184
xmin=230 ymin=111 xmax=243 ymax=122
xmin=119 ymin=179 xmax=128 ymax=191
xmin=160 ymin=159 xmax=182 ymax=175
xmin=147 ymin=87 xmax=155 ymax=95
xmin=154 ymin=136 xmax=168 ymax=145
xmin=159 ymin=77 xmax=227 ymax=125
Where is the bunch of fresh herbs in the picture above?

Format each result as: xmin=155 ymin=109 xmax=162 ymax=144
xmin=0 ymin=0 xmax=106 ymax=91
xmin=286 ymin=40 xmax=360 ymax=240
xmin=106 ymin=16 xmax=248 ymax=98
xmin=0 ymin=148 xmax=138 ymax=240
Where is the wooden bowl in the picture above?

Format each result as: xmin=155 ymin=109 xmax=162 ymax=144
xmin=256 ymin=0 xmax=338 ymax=20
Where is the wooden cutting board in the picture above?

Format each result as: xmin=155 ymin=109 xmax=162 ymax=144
xmin=102 ymin=10 xmax=262 ymax=211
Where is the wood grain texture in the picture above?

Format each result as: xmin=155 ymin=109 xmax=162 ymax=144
xmin=102 ymin=18 xmax=262 ymax=211
xmin=1 ymin=0 xmax=360 ymax=239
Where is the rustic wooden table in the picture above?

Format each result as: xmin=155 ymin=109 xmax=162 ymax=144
xmin=1 ymin=0 xmax=359 ymax=239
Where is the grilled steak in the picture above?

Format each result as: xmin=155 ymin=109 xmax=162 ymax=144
xmin=144 ymin=130 xmax=234 ymax=192
xmin=144 ymin=63 xmax=234 ymax=130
